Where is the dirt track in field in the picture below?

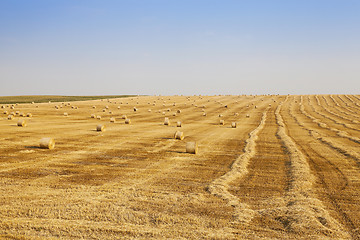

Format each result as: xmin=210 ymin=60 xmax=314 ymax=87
xmin=0 ymin=95 xmax=359 ymax=239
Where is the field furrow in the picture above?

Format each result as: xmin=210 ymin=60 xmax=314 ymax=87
xmin=285 ymin=97 xmax=360 ymax=239
xmin=327 ymin=95 xmax=360 ymax=120
xmin=296 ymin=97 xmax=360 ymax=163
xmin=256 ymin=98 xmax=350 ymax=239
xmin=302 ymin=97 xmax=360 ymax=144
xmin=207 ymin=107 xmax=269 ymax=223
xmin=336 ymin=95 xmax=360 ymax=115
xmin=318 ymin=96 xmax=360 ymax=125
xmin=311 ymin=96 xmax=360 ymax=134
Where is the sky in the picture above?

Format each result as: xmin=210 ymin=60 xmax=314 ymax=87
xmin=0 ymin=0 xmax=359 ymax=96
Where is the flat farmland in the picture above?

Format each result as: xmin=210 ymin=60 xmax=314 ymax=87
xmin=0 ymin=95 xmax=359 ymax=239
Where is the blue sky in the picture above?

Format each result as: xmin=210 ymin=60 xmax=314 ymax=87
xmin=0 ymin=0 xmax=359 ymax=95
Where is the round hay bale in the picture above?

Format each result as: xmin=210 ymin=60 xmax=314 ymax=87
xmin=203 ymin=113 xmax=207 ymax=116
xmin=246 ymin=114 xmax=250 ymax=118
xmin=3 ymin=110 xmax=8 ymax=115
xmin=17 ymin=119 xmax=26 ymax=127
xmin=177 ymin=121 xmax=182 ymax=127
xmin=173 ymin=113 xmax=177 ymax=116
xmin=103 ymin=109 xmax=106 ymax=112
xmin=92 ymin=106 xmax=96 ymax=109
xmin=109 ymin=111 xmax=113 ymax=114
xmin=105 ymin=106 xmax=109 ymax=109
xmin=91 ymin=114 xmax=95 ymax=118
xmin=219 ymin=119 xmax=225 ymax=125
xmin=164 ymin=117 xmax=170 ymax=125
xmin=174 ymin=131 xmax=184 ymax=140
xmin=148 ymin=109 xmax=152 ymax=112
xmin=254 ymin=106 xmax=257 ymax=109
xmin=55 ymin=105 xmax=59 ymax=109
xmin=96 ymin=124 xmax=105 ymax=131
xmin=26 ymin=113 xmax=32 ymax=117
xmin=10 ymin=106 xmax=14 ymax=109
xmin=96 ymin=115 xmax=102 ymax=120
xmin=64 ymin=112 xmax=68 ymax=116
xmin=125 ymin=118 xmax=131 ymax=124
xmin=1 ymin=105 xmax=4 ymax=109
xmin=110 ymin=117 xmax=116 ymax=123
xmin=234 ymin=112 xmax=239 ymax=116
xmin=177 ymin=109 xmax=181 ymax=113
xmin=122 ymin=115 xmax=127 ymax=119
xmin=118 ymin=106 xmax=121 ymax=109
xmin=162 ymin=112 xmax=166 ymax=115
xmin=218 ymin=114 xmax=223 ymax=117
xmin=7 ymin=115 xmax=14 ymax=120
xmin=133 ymin=107 xmax=137 ymax=112
xmin=231 ymin=122 xmax=237 ymax=128
xmin=40 ymin=138 xmax=55 ymax=149
xmin=15 ymin=111 xmax=19 ymax=115
xmin=186 ymin=142 xmax=198 ymax=154
xmin=167 ymin=108 xmax=171 ymax=112
xmin=19 ymin=112 xmax=25 ymax=117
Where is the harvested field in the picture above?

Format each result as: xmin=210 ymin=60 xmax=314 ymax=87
xmin=0 ymin=95 xmax=359 ymax=239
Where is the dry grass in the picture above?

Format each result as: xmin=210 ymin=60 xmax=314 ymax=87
xmin=263 ymin=100 xmax=350 ymax=238
xmin=208 ymin=107 xmax=269 ymax=223
xmin=0 ymin=95 xmax=135 ymax=104
xmin=0 ymin=95 xmax=359 ymax=239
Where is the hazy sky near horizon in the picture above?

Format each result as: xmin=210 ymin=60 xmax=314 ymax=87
xmin=1 ymin=0 xmax=359 ymax=96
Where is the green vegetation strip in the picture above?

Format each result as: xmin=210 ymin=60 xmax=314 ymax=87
xmin=0 ymin=95 xmax=137 ymax=104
